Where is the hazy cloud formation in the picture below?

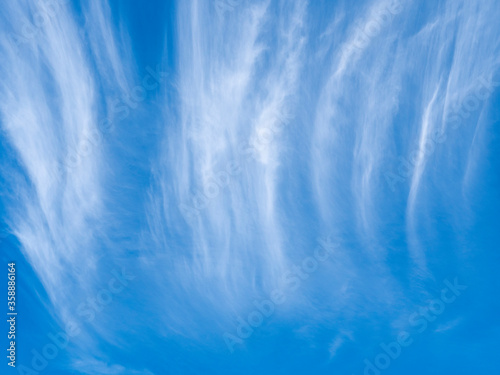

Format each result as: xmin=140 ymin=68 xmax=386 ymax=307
xmin=1 ymin=0 xmax=499 ymax=374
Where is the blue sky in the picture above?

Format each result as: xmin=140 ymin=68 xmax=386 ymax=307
xmin=1 ymin=0 xmax=500 ymax=374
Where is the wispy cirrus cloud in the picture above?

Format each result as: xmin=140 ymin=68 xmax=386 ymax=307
xmin=1 ymin=0 xmax=499 ymax=374
xmin=143 ymin=0 xmax=500 ymax=365
xmin=0 ymin=0 xmax=142 ymax=373
xmin=145 ymin=0 xmax=309 ymax=339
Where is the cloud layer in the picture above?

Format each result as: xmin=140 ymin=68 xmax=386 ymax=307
xmin=1 ymin=0 xmax=499 ymax=374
